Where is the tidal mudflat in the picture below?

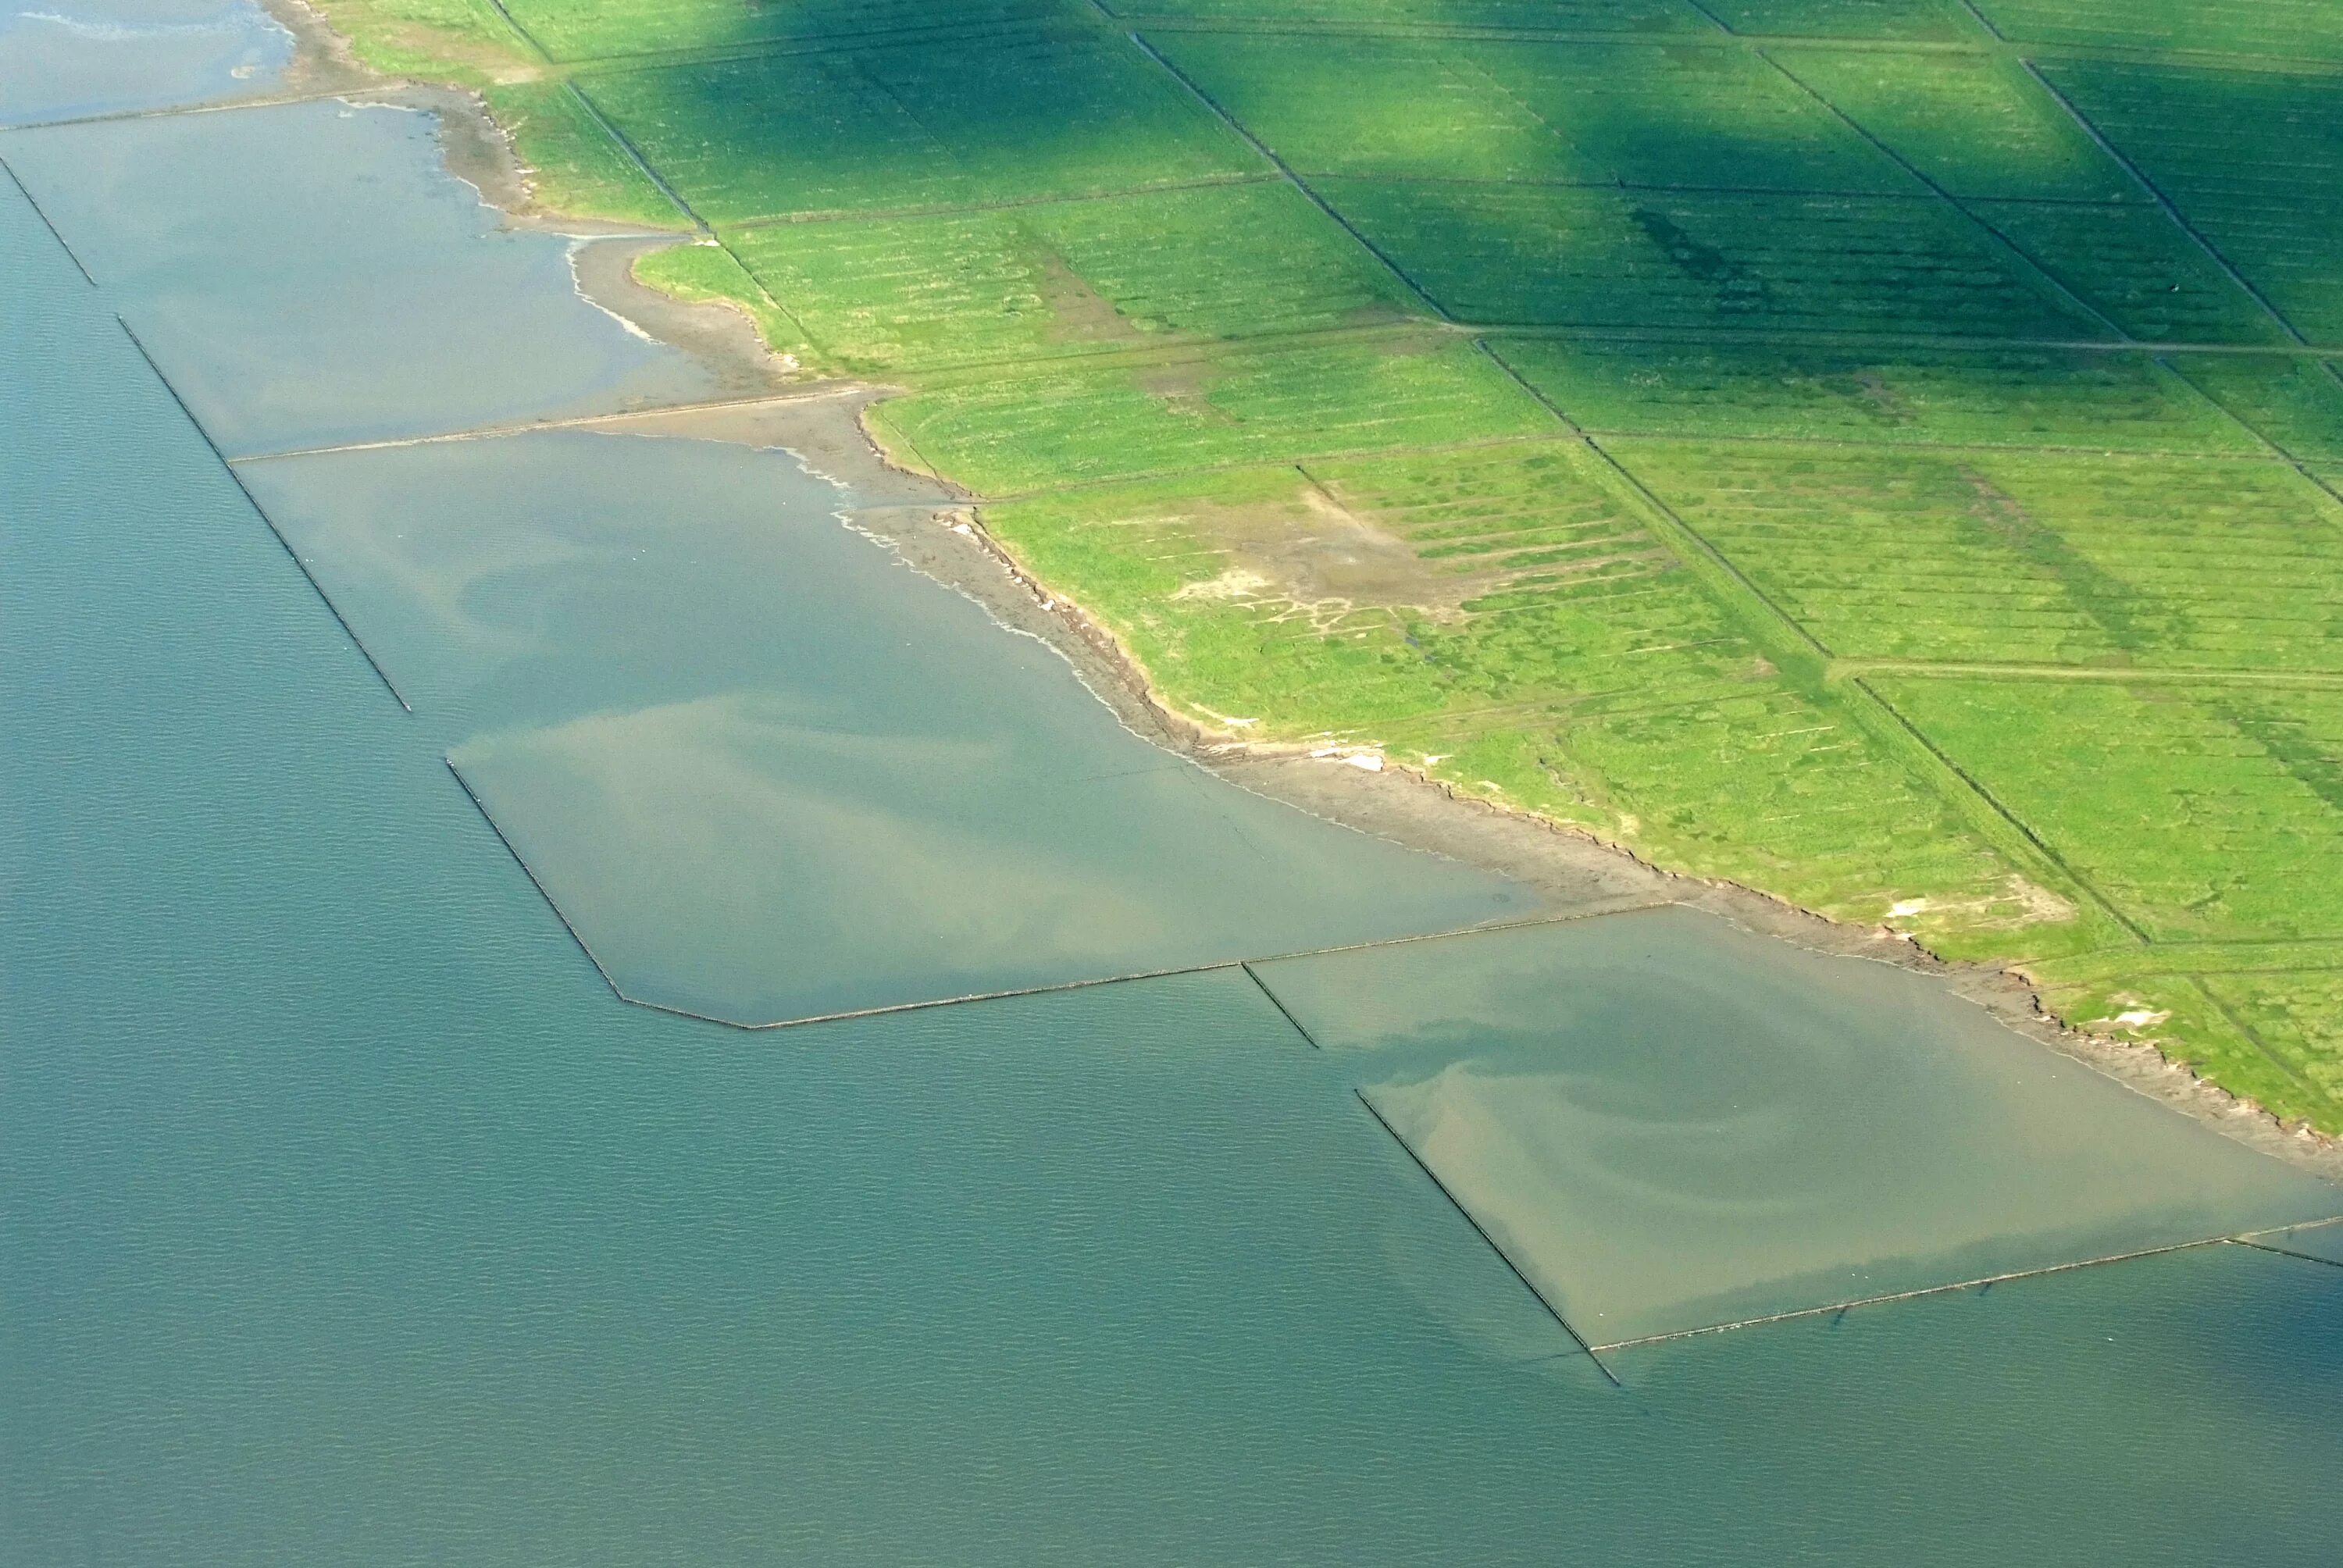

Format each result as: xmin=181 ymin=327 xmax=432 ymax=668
xmin=5 ymin=12 xmax=2341 ymax=1562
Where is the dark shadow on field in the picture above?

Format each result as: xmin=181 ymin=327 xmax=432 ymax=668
xmin=500 ymin=0 xmax=1081 ymax=64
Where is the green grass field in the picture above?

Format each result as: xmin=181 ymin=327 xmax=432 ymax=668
xmin=1323 ymin=180 xmax=2105 ymax=335
xmin=316 ymin=0 xmax=2343 ymax=1133
xmin=722 ymin=180 xmax=1419 ymax=372
xmin=1492 ymin=340 xmax=2260 ymax=448
xmin=498 ymin=0 xmax=1078 ymax=63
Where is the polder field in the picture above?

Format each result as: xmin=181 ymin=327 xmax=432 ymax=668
xmin=316 ymin=0 xmax=2343 ymax=1133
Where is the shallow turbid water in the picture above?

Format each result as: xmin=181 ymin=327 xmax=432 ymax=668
xmin=6 ymin=23 xmax=2343 ymax=1565
xmin=2270 ymin=1217 xmax=2343 ymax=1265
xmin=236 ymin=429 xmax=1523 ymax=1022
xmin=0 ymin=0 xmax=287 ymax=128
xmin=1257 ymin=912 xmax=2339 ymax=1345
xmin=3 ymin=95 xmax=720 ymax=453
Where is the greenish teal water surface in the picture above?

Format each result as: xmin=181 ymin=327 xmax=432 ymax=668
xmin=5 ymin=24 xmax=2342 ymax=1563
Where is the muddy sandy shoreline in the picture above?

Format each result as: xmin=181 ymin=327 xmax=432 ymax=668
xmin=265 ymin=0 xmax=2339 ymax=1176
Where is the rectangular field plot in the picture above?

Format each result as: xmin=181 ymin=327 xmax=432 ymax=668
xmin=979 ymin=451 xmax=2048 ymax=935
xmin=2174 ymin=358 xmax=2343 ymax=460
xmin=2042 ymin=62 xmax=2343 ymax=344
xmin=869 ymin=338 xmax=1556 ymax=493
xmin=725 ymin=181 xmax=1418 ymax=373
xmin=1150 ymin=33 xmax=1903 ymax=191
xmin=1254 ymin=909 xmax=2336 ymax=1345
xmin=1319 ymin=180 xmax=2103 ymax=336
xmin=1617 ymin=442 xmax=2343 ymax=669
xmin=1872 ymin=677 xmax=2343 ymax=943
xmin=1977 ymin=0 xmax=2343 ymax=62
xmin=1495 ymin=340 xmax=2259 ymax=449
xmin=1699 ymin=0 xmax=1983 ymax=38
xmin=2195 ymin=972 xmax=2343 ymax=1121
xmin=1976 ymin=201 xmax=2291 ymax=344
xmin=1778 ymin=51 xmax=2134 ymax=202
xmin=1110 ymin=0 xmax=1702 ymax=27
xmin=500 ymin=0 xmax=1075 ymax=62
xmin=580 ymin=31 xmax=1258 ymax=223
xmin=1463 ymin=41 xmax=1906 ymax=192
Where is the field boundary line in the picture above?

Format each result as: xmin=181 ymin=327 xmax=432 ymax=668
xmin=1955 ymin=0 xmax=2006 ymax=41
xmin=1 ymin=151 xmax=95 ymax=287
xmin=1474 ymin=322 xmax=2335 ymax=356
xmin=868 ymin=412 xmax=2339 ymax=526
xmin=2174 ymin=970 xmax=2343 ymax=1106
xmin=1118 ymin=13 xmax=1986 ymax=55
xmin=1309 ymin=172 xmax=2132 ymax=207
xmin=1476 ymin=342 xmax=1827 ymax=661
xmin=1760 ymin=48 xmax=2131 ymax=344
xmin=1118 ymin=28 xmax=1453 ymax=321
xmin=2149 ymin=357 xmax=2343 ymax=515
xmin=1675 ymin=0 xmax=1733 ymax=33
xmin=1114 ymin=12 xmax=1760 ymax=48
xmin=114 ymin=316 xmax=412 ymax=714
xmin=1839 ymin=661 xmax=2343 ymax=691
xmin=562 ymin=80 xmax=708 ymax=233
xmin=476 ymin=0 xmax=554 ymax=64
xmin=1592 ymin=428 xmax=2285 ymax=462
xmin=719 ymin=171 xmax=1279 ymax=232
xmin=879 ymin=318 xmax=1455 ymax=388
xmin=1353 ymin=1089 xmax=1623 ymax=1385
xmin=704 ymin=235 xmax=830 ymax=358
xmin=1104 ymin=13 xmax=2343 ymax=79
xmin=929 ymin=430 xmax=1574 ymax=506
xmin=1476 ymin=338 xmax=2120 ymax=925
xmin=2183 ymin=974 xmax=2333 ymax=1108
xmin=1854 ymin=675 xmax=2145 ymax=941
xmin=719 ymin=319 xmax=2330 ymax=393
xmin=2027 ymin=940 xmax=2343 ymax=986
xmin=2022 ymin=62 xmax=2309 ymax=347
xmin=540 ymin=18 xmax=1060 ymax=74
